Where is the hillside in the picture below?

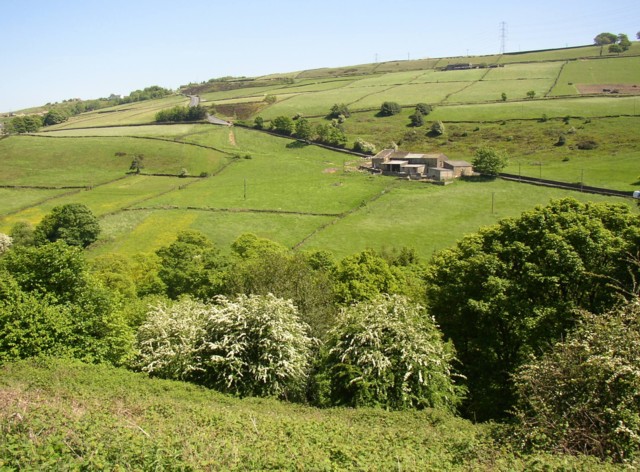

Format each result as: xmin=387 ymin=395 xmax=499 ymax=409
xmin=1 ymin=43 xmax=639 ymax=259
xmin=0 ymin=358 xmax=621 ymax=470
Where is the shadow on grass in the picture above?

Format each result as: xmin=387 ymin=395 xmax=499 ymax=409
xmin=286 ymin=140 xmax=310 ymax=149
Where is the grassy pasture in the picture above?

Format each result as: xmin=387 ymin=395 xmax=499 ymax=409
xmin=483 ymin=62 xmax=563 ymax=81
xmin=445 ymin=78 xmax=554 ymax=103
xmin=409 ymin=68 xmax=487 ymax=83
xmin=299 ymin=178 xmax=633 ymax=258
xmin=0 ymin=135 xmax=226 ymax=187
xmin=45 ymin=96 xmax=189 ymax=130
xmin=93 ymin=209 xmax=333 ymax=257
xmin=550 ymin=56 xmax=640 ymax=96
xmin=0 ymin=176 xmax=185 ymax=231
xmin=497 ymin=43 xmax=640 ymax=64
xmin=0 ymin=188 xmax=70 ymax=215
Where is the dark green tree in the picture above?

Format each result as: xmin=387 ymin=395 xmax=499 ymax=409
xmin=270 ymin=115 xmax=294 ymax=135
xmin=156 ymin=230 xmax=228 ymax=300
xmin=501 ymin=92 xmax=507 ymax=101
xmin=415 ymin=103 xmax=432 ymax=115
xmin=472 ymin=147 xmax=508 ymax=176
xmin=618 ymin=33 xmax=631 ymax=51
xmin=594 ymin=32 xmax=618 ymax=45
xmin=379 ymin=101 xmax=402 ymax=116
xmin=294 ymin=117 xmax=313 ymax=140
xmin=253 ymin=116 xmax=264 ymax=129
xmin=34 ymin=203 xmax=100 ymax=248
xmin=129 ymin=154 xmax=144 ymax=174
xmin=426 ymin=198 xmax=640 ymax=420
xmin=409 ymin=109 xmax=424 ymax=127
xmin=43 ymin=109 xmax=69 ymax=126
xmin=328 ymin=103 xmax=350 ymax=119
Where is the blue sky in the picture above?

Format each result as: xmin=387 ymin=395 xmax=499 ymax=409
xmin=2 ymin=0 xmax=638 ymax=111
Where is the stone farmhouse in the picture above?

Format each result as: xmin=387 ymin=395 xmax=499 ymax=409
xmin=370 ymin=149 xmax=473 ymax=181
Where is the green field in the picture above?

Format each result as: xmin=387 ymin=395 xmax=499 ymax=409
xmin=3 ymin=44 xmax=639 ymax=261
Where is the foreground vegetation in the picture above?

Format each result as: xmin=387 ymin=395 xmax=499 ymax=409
xmin=0 ymin=358 xmax=623 ymax=470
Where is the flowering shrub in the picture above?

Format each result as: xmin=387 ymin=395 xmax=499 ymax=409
xmin=319 ymin=294 xmax=464 ymax=411
xmin=135 ymin=294 xmax=314 ymax=400
xmin=135 ymin=298 xmax=209 ymax=380
xmin=514 ymin=298 xmax=640 ymax=462
xmin=0 ymin=233 xmax=12 ymax=255
xmin=198 ymin=294 xmax=314 ymax=400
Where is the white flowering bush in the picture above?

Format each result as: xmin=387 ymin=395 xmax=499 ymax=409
xmin=514 ymin=298 xmax=640 ymax=463
xmin=319 ymin=294 xmax=464 ymax=411
xmin=0 ymin=233 xmax=13 ymax=255
xmin=135 ymin=298 xmax=209 ymax=380
xmin=197 ymin=294 xmax=314 ymax=400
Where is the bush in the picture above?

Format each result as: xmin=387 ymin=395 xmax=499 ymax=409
xmin=577 ymin=139 xmax=598 ymax=150
xmin=198 ymin=294 xmax=314 ymax=399
xmin=430 ymin=120 xmax=446 ymax=136
xmin=317 ymin=295 xmax=464 ymax=411
xmin=409 ymin=110 xmax=424 ymax=127
xmin=135 ymin=298 xmax=209 ymax=380
xmin=328 ymin=103 xmax=350 ymax=119
xmin=271 ymin=115 xmax=294 ymax=135
xmin=415 ymin=103 xmax=432 ymax=115
xmin=353 ymin=138 xmax=376 ymax=154
xmin=514 ymin=299 xmax=640 ymax=462
xmin=253 ymin=116 xmax=264 ymax=129
xmin=379 ymin=101 xmax=402 ymax=116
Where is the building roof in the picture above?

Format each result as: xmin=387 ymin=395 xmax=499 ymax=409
xmin=444 ymin=160 xmax=472 ymax=167
xmin=386 ymin=160 xmax=409 ymax=165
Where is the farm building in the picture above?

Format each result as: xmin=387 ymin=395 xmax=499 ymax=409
xmin=371 ymin=149 xmax=473 ymax=181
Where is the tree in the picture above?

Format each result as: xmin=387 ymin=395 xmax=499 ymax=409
xmin=430 ymin=120 xmax=445 ymax=136
xmin=415 ymin=103 xmax=432 ymax=115
xmin=129 ymin=154 xmax=144 ymax=174
xmin=224 ymin=250 xmax=336 ymax=340
xmin=156 ymin=230 xmax=227 ymax=300
xmin=379 ymin=101 xmax=402 ymax=116
xmin=409 ymin=109 xmax=424 ymax=127
xmin=9 ymin=221 xmax=35 ymax=247
xmin=472 ymin=147 xmax=508 ymax=176
xmin=501 ymin=92 xmax=507 ymax=101
xmin=270 ymin=115 xmax=294 ymax=135
xmin=317 ymin=295 xmax=464 ymax=411
xmin=353 ymin=138 xmax=376 ymax=154
xmin=264 ymin=94 xmax=277 ymax=104
xmin=618 ymin=33 xmax=631 ymax=51
xmin=328 ymin=103 xmax=350 ymax=119
xmin=34 ymin=203 xmax=100 ymax=248
xmin=594 ymin=32 xmax=618 ymax=45
xmin=253 ymin=116 xmax=264 ymax=129
xmin=294 ymin=117 xmax=313 ymax=140
xmin=197 ymin=294 xmax=314 ymax=399
xmin=426 ymin=198 xmax=640 ymax=420
xmin=637 ymin=31 xmax=640 ymax=40
xmin=43 ymin=109 xmax=69 ymax=126
xmin=514 ymin=299 xmax=640 ymax=462
xmin=609 ymin=43 xmax=623 ymax=54
xmin=526 ymin=90 xmax=536 ymax=99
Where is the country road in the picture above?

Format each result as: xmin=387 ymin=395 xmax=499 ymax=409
xmin=187 ymin=94 xmax=231 ymax=126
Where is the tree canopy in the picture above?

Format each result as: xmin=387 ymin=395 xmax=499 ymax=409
xmin=427 ymin=198 xmax=640 ymax=419
xmin=472 ymin=147 xmax=508 ymax=176
xmin=34 ymin=203 xmax=100 ymax=248
xmin=594 ymin=32 xmax=618 ymax=45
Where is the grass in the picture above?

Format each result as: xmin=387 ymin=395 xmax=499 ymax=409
xmin=550 ymin=56 xmax=640 ymax=96
xmin=298 ymin=178 xmax=634 ymax=258
xmin=44 ymin=95 xmax=189 ymax=130
xmin=0 ymin=134 xmax=227 ymax=187
xmin=0 ymin=358 xmax=622 ymax=470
